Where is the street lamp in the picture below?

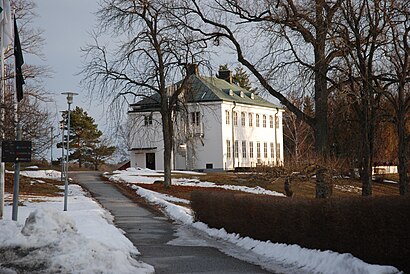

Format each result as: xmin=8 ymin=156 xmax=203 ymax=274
xmin=61 ymin=92 xmax=78 ymax=211
xmin=59 ymin=111 xmax=67 ymax=182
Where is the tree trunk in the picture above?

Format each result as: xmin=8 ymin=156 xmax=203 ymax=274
xmin=359 ymin=88 xmax=373 ymax=196
xmin=313 ymin=13 xmax=331 ymax=198
xmin=397 ymin=110 xmax=408 ymax=195
xmin=162 ymin=107 xmax=173 ymax=188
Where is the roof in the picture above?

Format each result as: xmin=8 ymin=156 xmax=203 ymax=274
xmin=129 ymin=74 xmax=282 ymax=112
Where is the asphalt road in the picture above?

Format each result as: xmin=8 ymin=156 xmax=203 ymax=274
xmin=73 ymin=172 xmax=272 ymax=274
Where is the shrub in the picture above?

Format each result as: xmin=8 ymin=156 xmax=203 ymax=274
xmin=191 ymin=191 xmax=410 ymax=272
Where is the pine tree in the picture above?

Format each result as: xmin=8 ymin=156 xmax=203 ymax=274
xmin=85 ymin=139 xmax=116 ymax=170
xmin=57 ymin=107 xmax=105 ymax=168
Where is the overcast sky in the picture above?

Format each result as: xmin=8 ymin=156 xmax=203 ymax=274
xmin=27 ymin=0 xmax=105 ymax=127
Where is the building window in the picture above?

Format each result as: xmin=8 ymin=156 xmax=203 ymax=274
xmin=256 ymin=142 xmax=261 ymax=159
xmin=226 ymin=110 xmax=230 ymax=124
xmin=264 ymin=142 xmax=268 ymax=158
xmin=249 ymin=142 xmax=254 ymax=158
xmin=270 ymin=115 xmax=274 ymax=128
xmin=241 ymin=112 xmax=246 ymax=126
xmin=263 ymin=115 xmax=267 ymax=128
xmin=191 ymin=111 xmax=200 ymax=126
xmin=276 ymin=143 xmax=280 ymax=159
xmin=275 ymin=115 xmax=279 ymax=129
xmin=233 ymin=111 xmax=238 ymax=126
xmin=144 ymin=114 xmax=153 ymax=126
xmin=227 ymin=140 xmax=231 ymax=158
xmin=270 ymin=142 xmax=274 ymax=159
xmin=242 ymin=141 xmax=247 ymax=158
xmin=249 ymin=113 xmax=253 ymax=127
xmin=256 ymin=114 xmax=260 ymax=127
xmin=234 ymin=140 xmax=239 ymax=158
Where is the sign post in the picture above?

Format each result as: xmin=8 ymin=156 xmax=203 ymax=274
xmin=1 ymin=140 xmax=32 ymax=221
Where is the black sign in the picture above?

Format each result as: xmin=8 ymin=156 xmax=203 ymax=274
xmin=1 ymin=141 xmax=32 ymax=163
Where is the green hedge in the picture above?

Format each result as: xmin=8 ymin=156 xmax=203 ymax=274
xmin=191 ymin=191 xmax=410 ymax=272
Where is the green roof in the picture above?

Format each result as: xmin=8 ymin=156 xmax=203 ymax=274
xmin=130 ymin=74 xmax=282 ymax=111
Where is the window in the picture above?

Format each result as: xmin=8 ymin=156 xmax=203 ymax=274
xmin=234 ymin=140 xmax=239 ymax=158
xmin=276 ymin=143 xmax=280 ymax=158
xmin=249 ymin=142 xmax=254 ymax=158
xmin=264 ymin=142 xmax=268 ymax=158
xmin=249 ymin=113 xmax=253 ymax=127
xmin=241 ymin=112 xmax=246 ymax=126
xmin=256 ymin=142 xmax=261 ymax=158
xmin=242 ymin=141 xmax=247 ymax=158
xmin=226 ymin=110 xmax=230 ymax=124
xmin=263 ymin=115 xmax=267 ymax=128
xmin=256 ymin=114 xmax=260 ymax=127
xmin=270 ymin=142 xmax=274 ymax=158
xmin=144 ymin=114 xmax=153 ymax=126
xmin=191 ymin=112 xmax=200 ymax=126
xmin=226 ymin=140 xmax=231 ymax=158
xmin=233 ymin=111 xmax=238 ymax=126
xmin=275 ymin=115 xmax=279 ymax=129
xmin=270 ymin=115 xmax=274 ymax=128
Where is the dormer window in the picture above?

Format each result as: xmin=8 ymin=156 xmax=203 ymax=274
xmin=229 ymin=89 xmax=234 ymax=96
xmin=250 ymin=93 xmax=255 ymax=99
xmin=191 ymin=111 xmax=200 ymax=126
xmin=144 ymin=114 xmax=153 ymax=126
xmin=240 ymin=91 xmax=244 ymax=98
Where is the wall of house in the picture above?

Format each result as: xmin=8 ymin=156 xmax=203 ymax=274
xmin=221 ymin=102 xmax=284 ymax=170
xmin=185 ymin=102 xmax=223 ymax=170
xmin=129 ymin=111 xmax=164 ymax=170
xmin=129 ymin=101 xmax=284 ymax=171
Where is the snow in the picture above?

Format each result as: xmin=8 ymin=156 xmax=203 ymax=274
xmin=114 ymin=168 xmax=400 ymax=274
xmin=0 ymin=172 xmax=154 ymax=274
xmin=20 ymin=169 xmax=62 ymax=180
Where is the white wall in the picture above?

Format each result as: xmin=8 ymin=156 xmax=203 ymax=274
xmin=186 ymin=102 xmax=223 ymax=170
xmin=128 ymin=101 xmax=284 ymax=171
xmin=129 ymin=111 xmax=164 ymax=170
xmin=221 ymin=102 xmax=284 ymax=170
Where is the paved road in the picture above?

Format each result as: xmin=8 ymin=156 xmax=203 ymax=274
xmin=73 ymin=172 xmax=272 ymax=274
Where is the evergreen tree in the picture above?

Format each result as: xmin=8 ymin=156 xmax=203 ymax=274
xmin=57 ymin=107 xmax=105 ymax=168
xmin=85 ymin=138 xmax=116 ymax=170
xmin=233 ymin=66 xmax=256 ymax=92
xmin=218 ymin=64 xmax=256 ymax=92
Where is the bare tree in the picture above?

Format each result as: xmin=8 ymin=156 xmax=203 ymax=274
xmin=283 ymin=93 xmax=314 ymax=163
xmin=378 ymin=1 xmax=410 ymax=195
xmin=1 ymin=0 xmax=53 ymax=160
xmin=81 ymin=0 xmax=207 ymax=187
xmin=336 ymin=0 xmax=392 ymax=196
xmin=176 ymin=0 xmax=345 ymax=197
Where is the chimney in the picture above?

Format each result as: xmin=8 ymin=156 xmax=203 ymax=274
xmin=187 ymin=63 xmax=199 ymax=76
xmin=217 ymin=69 xmax=232 ymax=83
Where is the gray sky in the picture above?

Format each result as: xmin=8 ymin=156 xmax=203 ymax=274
xmin=27 ymin=0 xmax=105 ymax=127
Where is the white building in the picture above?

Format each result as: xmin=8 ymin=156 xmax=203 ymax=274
xmin=128 ymin=68 xmax=284 ymax=171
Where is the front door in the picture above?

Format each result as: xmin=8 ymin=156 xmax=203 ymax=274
xmin=146 ymin=153 xmax=156 ymax=170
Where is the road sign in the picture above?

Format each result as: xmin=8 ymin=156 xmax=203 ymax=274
xmin=1 ymin=141 xmax=32 ymax=163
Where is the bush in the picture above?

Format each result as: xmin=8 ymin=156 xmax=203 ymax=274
xmin=191 ymin=191 xmax=410 ymax=272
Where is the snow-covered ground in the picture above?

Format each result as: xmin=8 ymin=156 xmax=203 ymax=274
xmin=110 ymin=168 xmax=401 ymax=274
xmin=0 ymin=170 xmax=154 ymax=274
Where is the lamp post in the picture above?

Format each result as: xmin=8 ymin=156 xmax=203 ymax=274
xmin=61 ymin=92 xmax=78 ymax=211
xmin=59 ymin=111 xmax=66 ymax=182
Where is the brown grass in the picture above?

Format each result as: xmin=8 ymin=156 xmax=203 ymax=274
xmin=5 ymin=173 xmax=63 ymax=197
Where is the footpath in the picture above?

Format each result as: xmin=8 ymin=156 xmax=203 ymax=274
xmin=73 ymin=172 xmax=271 ymax=274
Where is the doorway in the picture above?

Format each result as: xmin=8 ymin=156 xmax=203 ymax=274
xmin=146 ymin=153 xmax=156 ymax=170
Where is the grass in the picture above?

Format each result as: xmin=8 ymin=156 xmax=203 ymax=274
xmin=4 ymin=173 xmax=63 ymax=198
xmin=135 ymin=171 xmax=401 ymax=199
